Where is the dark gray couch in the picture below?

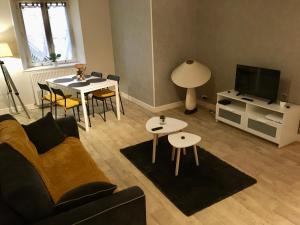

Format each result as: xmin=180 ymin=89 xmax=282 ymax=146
xmin=0 ymin=114 xmax=146 ymax=225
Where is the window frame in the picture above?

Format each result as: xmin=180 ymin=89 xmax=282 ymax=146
xmin=16 ymin=0 xmax=76 ymax=68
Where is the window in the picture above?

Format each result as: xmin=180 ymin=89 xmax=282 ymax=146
xmin=18 ymin=1 xmax=74 ymax=67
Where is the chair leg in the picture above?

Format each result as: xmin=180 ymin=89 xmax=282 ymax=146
xmin=102 ymin=100 xmax=106 ymax=122
xmin=77 ymin=106 xmax=80 ymax=122
xmin=119 ymin=93 xmax=125 ymax=115
xmin=92 ymin=98 xmax=95 ymax=117
xmin=86 ymin=101 xmax=91 ymax=127
xmin=109 ymin=97 xmax=115 ymax=115
xmin=41 ymin=99 xmax=44 ymax=117
xmin=72 ymin=108 xmax=76 ymax=118
xmin=88 ymin=113 xmax=91 ymax=127
xmin=55 ymin=104 xmax=57 ymax=119
xmin=104 ymin=99 xmax=108 ymax=111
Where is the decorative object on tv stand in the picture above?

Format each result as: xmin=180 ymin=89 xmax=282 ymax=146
xmin=48 ymin=52 xmax=61 ymax=66
xmin=279 ymin=93 xmax=288 ymax=107
xmin=171 ymin=59 xmax=211 ymax=114
xmin=0 ymin=43 xmax=30 ymax=118
xmin=75 ymin=64 xmax=86 ymax=80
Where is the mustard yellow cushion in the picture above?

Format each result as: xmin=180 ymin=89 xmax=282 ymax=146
xmin=43 ymin=93 xmax=64 ymax=102
xmin=0 ymin=120 xmax=42 ymax=169
xmin=56 ymin=98 xmax=80 ymax=109
xmin=0 ymin=120 xmax=52 ymax=191
xmin=40 ymin=137 xmax=110 ymax=202
xmin=44 ymin=94 xmax=72 ymax=102
xmin=92 ymin=89 xmax=115 ymax=98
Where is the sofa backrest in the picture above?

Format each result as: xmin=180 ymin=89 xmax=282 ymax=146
xmin=0 ymin=116 xmax=52 ymax=184
xmin=0 ymin=115 xmax=55 ymax=223
xmin=0 ymin=118 xmax=41 ymax=169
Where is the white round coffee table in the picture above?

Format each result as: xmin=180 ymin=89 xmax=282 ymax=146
xmin=146 ymin=117 xmax=188 ymax=163
xmin=168 ymin=132 xmax=201 ymax=176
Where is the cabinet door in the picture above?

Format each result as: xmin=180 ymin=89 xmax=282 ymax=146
xmin=247 ymin=119 xmax=277 ymax=138
xmin=219 ymin=108 xmax=241 ymax=124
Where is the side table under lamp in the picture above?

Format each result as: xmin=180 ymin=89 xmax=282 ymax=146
xmin=171 ymin=59 xmax=211 ymax=114
xmin=0 ymin=42 xmax=30 ymax=118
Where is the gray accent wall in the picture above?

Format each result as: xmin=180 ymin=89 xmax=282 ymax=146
xmin=78 ymin=0 xmax=115 ymax=75
xmin=152 ymin=0 xmax=300 ymax=105
xmin=109 ymin=0 xmax=154 ymax=105
xmin=152 ymin=0 xmax=202 ymax=106
xmin=195 ymin=0 xmax=300 ymax=104
xmin=109 ymin=0 xmax=300 ymax=106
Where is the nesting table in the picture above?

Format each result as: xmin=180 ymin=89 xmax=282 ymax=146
xmin=145 ymin=117 xmax=188 ymax=163
xmin=168 ymin=132 xmax=201 ymax=176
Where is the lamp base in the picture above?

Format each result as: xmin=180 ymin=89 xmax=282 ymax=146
xmin=185 ymin=88 xmax=197 ymax=115
xmin=184 ymin=108 xmax=197 ymax=114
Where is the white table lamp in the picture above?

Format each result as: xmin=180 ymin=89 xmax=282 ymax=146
xmin=0 ymin=43 xmax=13 ymax=57
xmin=171 ymin=59 xmax=211 ymax=114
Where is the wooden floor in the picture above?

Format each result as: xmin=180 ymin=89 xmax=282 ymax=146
xmin=14 ymin=100 xmax=300 ymax=225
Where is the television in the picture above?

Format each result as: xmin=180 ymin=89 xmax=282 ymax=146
xmin=235 ymin=64 xmax=280 ymax=103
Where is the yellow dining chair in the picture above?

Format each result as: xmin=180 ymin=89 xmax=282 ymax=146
xmin=38 ymin=83 xmax=69 ymax=117
xmin=91 ymin=74 xmax=124 ymax=122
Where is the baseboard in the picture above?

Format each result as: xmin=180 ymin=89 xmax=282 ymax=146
xmin=121 ymin=92 xmax=155 ymax=112
xmin=0 ymin=104 xmax=37 ymax=115
xmin=197 ymin=100 xmax=216 ymax=111
xmin=121 ymin=92 xmax=183 ymax=113
xmin=121 ymin=92 xmax=216 ymax=113
xmin=154 ymin=101 xmax=184 ymax=112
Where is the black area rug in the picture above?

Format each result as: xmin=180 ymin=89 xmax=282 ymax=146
xmin=120 ymin=136 xmax=257 ymax=216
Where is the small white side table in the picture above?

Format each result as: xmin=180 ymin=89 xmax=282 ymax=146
xmin=146 ymin=117 xmax=188 ymax=163
xmin=168 ymin=132 xmax=201 ymax=176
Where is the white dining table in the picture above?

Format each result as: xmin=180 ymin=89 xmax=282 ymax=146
xmin=46 ymin=74 xmax=120 ymax=131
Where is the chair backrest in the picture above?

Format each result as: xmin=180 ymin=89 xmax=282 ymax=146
xmin=38 ymin=83 xmax=51 ymax=92
xmin=51 ymin=88 xmax=65 ymax=99
xmin=107 ymin=74 xmax=120 ymax=83
xmin=91 ymin=72 xmax=102 ymax=78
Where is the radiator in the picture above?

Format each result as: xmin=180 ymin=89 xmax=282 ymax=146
xmin=29 ymin=66 xmax=77 ymax=105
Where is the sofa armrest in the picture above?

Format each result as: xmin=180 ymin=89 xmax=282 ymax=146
xmin=55 ymin=116 xmax=79 ymax=139
xmin=33 ymin=186 xmax=146 ymax=225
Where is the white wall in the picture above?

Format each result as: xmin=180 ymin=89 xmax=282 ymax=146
xmin=0 ymin=0 xmax=116 ymax=112
xmin=109 ymin=0 xmax=154 ymax=105
xmin=78 ymin=0 xmax=115 ymax=75
xmin=0 ymin=0 xmax=35 ymax=111
xmin=69 ymin=0 xmax=86 ymax=63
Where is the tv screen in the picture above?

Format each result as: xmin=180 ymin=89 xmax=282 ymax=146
xmin=235 ymin=65 xmax=280 ymax=102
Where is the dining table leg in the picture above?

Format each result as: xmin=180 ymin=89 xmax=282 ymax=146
xmin=80 ymin=91 xmax=89 ymax=132
xmin=114 ymin=83 xmax=121 ymax=120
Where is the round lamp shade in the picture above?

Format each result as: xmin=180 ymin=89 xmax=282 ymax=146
xmin=171 ymin=60 xmax=211 ymax=88
xmin=0 ymin=43 xmax=13 ymax=58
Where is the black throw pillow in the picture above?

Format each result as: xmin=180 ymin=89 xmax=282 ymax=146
xmin=55 ymin=182 xmax=117 ymax=212
xmin=23 ymin=112 xmax=66 ymax=154
xmin=0 ymin=143 xmax=54 ymax=222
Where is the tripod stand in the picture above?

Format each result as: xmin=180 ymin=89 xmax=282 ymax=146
xmin=0 ymin=60 xmax=30 ymax=118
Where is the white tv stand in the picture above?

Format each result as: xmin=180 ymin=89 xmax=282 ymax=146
xmin=216 ymin=90 xmax=300 ymax=148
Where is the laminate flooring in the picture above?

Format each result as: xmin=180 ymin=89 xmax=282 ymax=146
xmin=13 ymin=100 xmax=300 ymax=225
